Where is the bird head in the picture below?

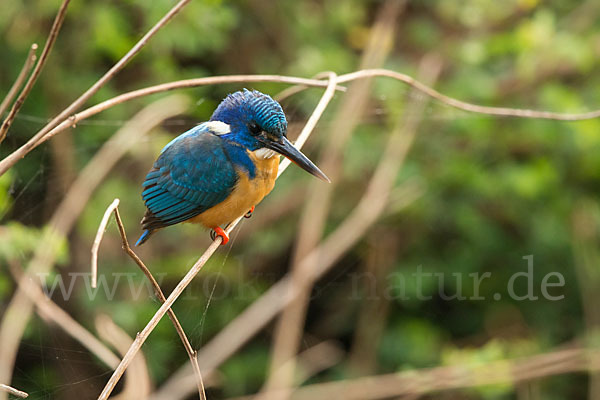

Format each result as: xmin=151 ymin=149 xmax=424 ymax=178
xmin=210 ymin=89 xmax=330 ymax=182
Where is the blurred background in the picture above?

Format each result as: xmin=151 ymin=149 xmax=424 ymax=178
xmin=2 ymin=0 xmax=600 ymax=399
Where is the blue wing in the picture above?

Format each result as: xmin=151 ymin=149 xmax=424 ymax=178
xmin=137 ymin=124 xmax=237 ymax=244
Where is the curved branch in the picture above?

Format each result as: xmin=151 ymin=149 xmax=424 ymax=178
xmin=3 ymin=63 xmax=600 ymax=176
xmin=337 ymin=69 xmax=600 ymax=121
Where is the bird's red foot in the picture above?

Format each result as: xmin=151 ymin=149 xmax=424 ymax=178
xmin=210 ymin=226 xmax=229 ymax=245
xmin=244 ymin=206 xmax=255 ymax=219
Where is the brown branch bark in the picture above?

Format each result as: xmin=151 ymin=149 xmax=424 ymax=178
xmin=91 ymin=199 xmax=206 ymax=400
xmin=0 ymin=44 xmax=38 ymax=125
xmin=0 ymin=0 xmax=192 ymax=176
xmin=282 ymin=346 xmax=600 ymax=400
xmin=3 ymin=63 xmax=600 ymax=176
xmin=0 ymin=0 xmax=70 ymax=142
xmin=0 ymin=384 xmax=28 ymax=399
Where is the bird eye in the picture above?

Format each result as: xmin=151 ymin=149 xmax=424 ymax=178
xmin=248 ymin=122 xmax=262 ymax=136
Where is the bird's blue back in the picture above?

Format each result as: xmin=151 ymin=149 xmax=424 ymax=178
xmin=139 ymin=124 xmax=241 ymax=234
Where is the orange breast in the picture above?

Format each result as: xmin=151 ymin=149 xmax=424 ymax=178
xmin=188 ymin=151 xmax=279 ymax=228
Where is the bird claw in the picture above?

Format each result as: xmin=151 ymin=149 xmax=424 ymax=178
xmin=244 ymin=206 xmax=255 ymax=219
xmin=210 ymin=226 xmax=229 ymax=245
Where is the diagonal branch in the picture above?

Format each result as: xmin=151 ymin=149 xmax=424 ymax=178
xmin=0 ymin=44 xmax=38 ymax=125
xmin=0 ymin=0 xmax=71 ymax=142
xmin=91 ymin=199 xmax=206 ymax=400
xmin=0 ymin=0 xmax=192 ymax=176
xmin=0 ymin=384 xmax=28 ymax=399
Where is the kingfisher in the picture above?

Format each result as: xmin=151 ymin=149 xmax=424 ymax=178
xmin=135 ymin=89 xmax=329 ymax=246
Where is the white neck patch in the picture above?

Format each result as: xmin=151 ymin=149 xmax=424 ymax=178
xmin=205 ymin=121 xmax=231 ymax=135
xmin=254 ymin=148 xmax=278 ymax=159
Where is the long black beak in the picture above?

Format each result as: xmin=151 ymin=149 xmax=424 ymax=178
xmin=265 ymin=137 xmax=330 ymax=182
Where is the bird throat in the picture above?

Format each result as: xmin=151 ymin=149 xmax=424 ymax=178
xmin=253 ymin=148 xmax=278 ymax=159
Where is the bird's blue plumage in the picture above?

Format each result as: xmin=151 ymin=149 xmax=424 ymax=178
xmin=139 ymin=124 xmax=237 ymax=230
xmin=136 ymin=89 xmax=289 ymax=246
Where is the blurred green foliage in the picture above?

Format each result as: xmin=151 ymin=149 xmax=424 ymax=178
xmin=2 ymin=0 xmax=600 ymax=399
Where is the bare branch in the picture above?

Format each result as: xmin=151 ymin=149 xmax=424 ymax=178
xmin=3 ymin=60 xmax=600 ymax=176
xmin=97 ymin=239 xmax=222 ymax=399
xmin=91 ymin=199 xmax=121 ymax=288
xmin=115 ymin=206 xmax=207 ymax=400
xmin=0 ymin=0 xmax=71 ymax=141
xmin=283 ymin=346 xmax=600 ymax=400
xmin=0 ymin=44 xmax=38 ymax=125
xmin=274 ymin=71 xmax=340 ymax=102
xmin=337 ymin=68 xmax=600 ymax=121
xmin=0 ymin=0 xmax=192 ymax=176
xmin=91 ymin=198 xmax=206 ymax=399
xmin=0 ymin=384 xmax=28 ymax=399
xmin=5 ymin=75 xmax=345 ymax=169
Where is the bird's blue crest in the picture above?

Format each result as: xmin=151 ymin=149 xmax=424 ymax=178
xmin=210 ymin=89 xmax=287 ymax=143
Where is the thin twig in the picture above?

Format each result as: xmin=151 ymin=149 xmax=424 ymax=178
xmin=91 ymin=199 xmax=121 ymax=288
xmin=0 ymin=0 xmax=192 ymax=176
xmin=97 ymin=239 xmax=222 ymax=400
xmin=274 ymin=71 xmax=339 ymax=102
xmin=336 ymin=68 xmax=600 ymax=121
xmin=97 ymin=73 xmax=338 ymax=400
xmin=0 ymin=384 xmax=28 ymax=399
xmin=0 ymin=44 xmax=38 ymax=124
xmin=280 ymin=346 xmax=600 ymax=400
xmin=0 ymin=0 xmax=71 ymax=142
xmin=91 ymin=200 xmax=206 ymax=400
xmin=114 ymin=207 xmax=207 ymax=400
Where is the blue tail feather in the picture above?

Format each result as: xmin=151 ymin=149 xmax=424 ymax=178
xmin=135 ymin=230 xmax=153 ymax=246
